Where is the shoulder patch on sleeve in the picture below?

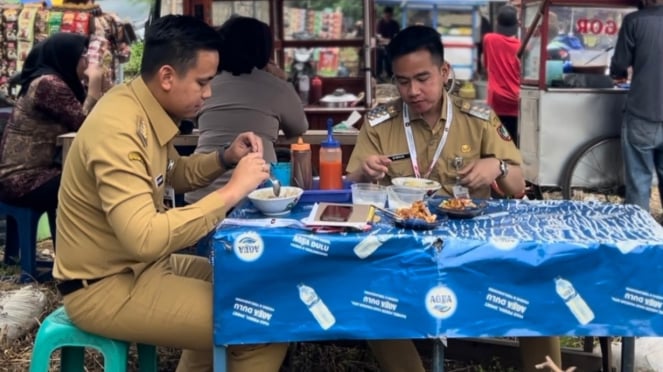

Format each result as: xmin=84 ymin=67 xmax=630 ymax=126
xmin=457 ymin=98 xmax=492 ymax=121
xmin=367 ymin=99 xmax=402 ymax=127
xmin=497 ymin=124 xmax=513 ymax=141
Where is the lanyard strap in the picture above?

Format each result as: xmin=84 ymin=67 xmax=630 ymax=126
xmin=403 ymin=95 xmax=454 ymax=178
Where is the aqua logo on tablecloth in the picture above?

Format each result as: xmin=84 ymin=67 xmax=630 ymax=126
xmin=233 ymin=232 xmax=264 ymax=262
xmin=425 ymin=286 xmax=457 ymax=319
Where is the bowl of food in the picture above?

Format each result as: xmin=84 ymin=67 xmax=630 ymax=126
xmin=387 ymin=185 xmax=427 ymax=209
xmin=351 ymin=183 xmax=387 ymax=206
xmin=430 ymin=197 xmax=488 ymax=219
xmin=391 ymin=177 xmax=441 ymax=195
xmin=393 ymin=200 xmax=441 ymax=230
xmin=248 ymin=186 xmax=304 ymax=216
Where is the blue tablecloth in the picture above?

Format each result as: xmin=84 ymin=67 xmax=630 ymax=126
xmin=211 ymin=199 xmax=663 ymax=346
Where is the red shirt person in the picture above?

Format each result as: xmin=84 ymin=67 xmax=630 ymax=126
xmin=483 ymin=5 xmax=521 ymax=145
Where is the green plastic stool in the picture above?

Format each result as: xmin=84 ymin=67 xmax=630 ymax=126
xmin=30 ymin=307 xmax=158 ymax=372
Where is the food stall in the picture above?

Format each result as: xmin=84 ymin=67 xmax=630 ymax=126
xmin=180 ymin=0 xmax=376 ymax=173
xmin=0 ymin=0 xmax=136 ymax=101
xmin=518 ymin=0 xmax=637 ymax=199
xmin=376 ymin=0 xmax=490 ymax=81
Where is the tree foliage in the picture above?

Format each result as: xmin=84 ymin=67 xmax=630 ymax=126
xmin=123 ymin=41 xmax=144 ymax=80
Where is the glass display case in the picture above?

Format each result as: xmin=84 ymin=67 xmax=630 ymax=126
xmin=518 ymin=0 xmax=638 ymax=194
xmin=520 ymin=0 xmax=635 ymax=88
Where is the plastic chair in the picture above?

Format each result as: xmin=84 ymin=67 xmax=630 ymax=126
xmin=30 ymin=307 xmax=157 ymax=372
xmin=0 ymin=202 xmax=53 ymax=282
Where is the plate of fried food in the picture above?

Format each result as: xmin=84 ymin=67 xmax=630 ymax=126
xmin=431 ymin=197 xmax=488 ymax=219
xmin=393 ymin=200 xmax=441 ymax=230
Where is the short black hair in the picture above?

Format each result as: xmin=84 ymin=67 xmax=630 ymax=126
xmin=217 ymin=16 xmax=272 ymax=75
xmin=384 ymin=6 xmax=394 ymax=14
xmin=140 ymin=15 xmax=220 ymax=78
xmin=387 ymin=25 xmax=444 ymax=66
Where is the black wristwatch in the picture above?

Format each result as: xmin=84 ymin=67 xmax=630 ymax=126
xmin=497 ymin=159 xmax=509 ymax=179
xmin=218 ymin=143 xmax=236 ymax=170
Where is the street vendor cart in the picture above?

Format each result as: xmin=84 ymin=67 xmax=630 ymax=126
xmin=518 ymin=0 xmax=637 ymax=199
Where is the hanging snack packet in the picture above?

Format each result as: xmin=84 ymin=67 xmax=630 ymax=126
xmin=5 ymin=40 xmax=17 ymax=61
xmin=18 ymin=5 xmax=38 ymax=42
xmin=17 ymin=40 xmax=33 ymax=71
xmin=3 ymin=8 xmax=18 ymax=42
xmin=74 ymin=12 xmax=90 ymax=35
xmin=48 ymin=11 xmax=63 ymax=35
xmin=34 ymin=8 xmax=50 ymax=42
xmin=60 ymin=11 xmax=76 ymax=33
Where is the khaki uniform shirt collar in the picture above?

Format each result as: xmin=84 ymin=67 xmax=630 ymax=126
xmin=129 ymin=77 xmax=179 ymax=146
xmin=408 ymin=93 xmax=449 ymax=130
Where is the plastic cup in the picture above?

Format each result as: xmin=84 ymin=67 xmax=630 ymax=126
xmin=271 ymin=162 xmax=292 ymax=187
xmin=387 ymin=185 xmax=427 ymax=209
xmin=351 ymin=183 xmax=387 ymax=206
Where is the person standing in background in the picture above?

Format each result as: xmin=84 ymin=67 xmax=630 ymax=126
xmin=482 ymin=5 xmax=521 ymax=145
xmin=610 ymin=0 xmax=663 ymax=212
xmin=376 ymin=6 xmax=400 ymax=80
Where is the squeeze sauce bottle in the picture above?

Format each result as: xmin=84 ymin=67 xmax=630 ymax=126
xmin=319 ymin=119 xmax=343 ymax=190
xmin=290 ymin=137 xmax=313 ymax=190
xmin=311 ymin=76 xmax=323 ymax=105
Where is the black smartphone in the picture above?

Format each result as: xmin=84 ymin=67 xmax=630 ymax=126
xmin=320 ymin=205 xmax=354 ymax=222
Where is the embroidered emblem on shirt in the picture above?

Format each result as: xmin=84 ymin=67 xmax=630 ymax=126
xmin=155 ymin=174 xmax=164 ymax=187
xmin=136 ymin=117 xmax=148 ymax=147
xmin=461 ymin=144 xmax=471 ymax=153
xmin=128 ymin=152 xmax=142 ymax=162
xmin=497 ymin=125 xmax=512 ymax=141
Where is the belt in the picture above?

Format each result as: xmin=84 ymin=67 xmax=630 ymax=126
xmin=56 ymin=278 xmax=103 ymax=296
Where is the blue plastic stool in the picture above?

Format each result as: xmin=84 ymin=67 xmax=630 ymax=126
xmin=0 ymin=202 xmax=52 ymax=282
xmin=30 ymin=307 xmax=158 ymax=372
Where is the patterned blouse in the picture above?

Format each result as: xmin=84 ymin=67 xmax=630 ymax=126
xmin=0 ymin=75 xmax=96 ymax=200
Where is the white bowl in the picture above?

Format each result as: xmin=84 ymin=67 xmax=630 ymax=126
xmin=248 ymin=186 xmax=304 ymax=216
xmin=391 ymin=177 xmax=442 ymax=194
xmin=387 ymin=185 xmax=427 ymax=209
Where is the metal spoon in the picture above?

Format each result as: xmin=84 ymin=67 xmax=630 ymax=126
xmin=266 ymin=162 xmax=281 ymax=197
xmin=270 ymin=177 xmax=281 ymax=197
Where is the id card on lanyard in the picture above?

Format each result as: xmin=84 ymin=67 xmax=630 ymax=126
xmin=402 ymin=94 xmax=454 ymax=179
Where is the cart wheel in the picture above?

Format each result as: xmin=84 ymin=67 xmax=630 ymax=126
xmin=561 ymin=136 xmax=624 ymax=201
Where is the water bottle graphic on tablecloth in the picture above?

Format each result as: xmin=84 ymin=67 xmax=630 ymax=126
xmin=353 ymin=233 xmax=392 ymax=259
xmin=555 ymin=276 xmax=595 ymax=325
xmin=298 ymin=283 xmax=336 ymax=330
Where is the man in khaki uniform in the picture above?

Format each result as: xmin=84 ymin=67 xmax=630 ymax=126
xmin=54 ymin=15 xmax=427 ymax=372
xmin=53 ymin=16 xmax=288 ymax=372
xmin=347 ymin=25 xmax=563 ymax=372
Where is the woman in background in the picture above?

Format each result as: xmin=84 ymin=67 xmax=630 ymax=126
xmin=0 ymin=33 xmax=106 ymax=230
xmin=185 ymin=16 xmax=308 ymax=204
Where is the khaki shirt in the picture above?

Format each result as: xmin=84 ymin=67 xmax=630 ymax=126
xmin=347 ymin=95 xmax=522 ymax=199
xmin=54 ymin=78 xmax=228 ymax=281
